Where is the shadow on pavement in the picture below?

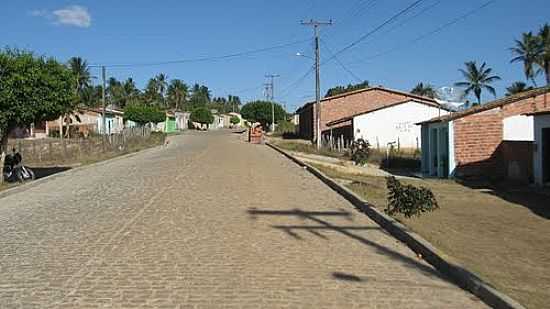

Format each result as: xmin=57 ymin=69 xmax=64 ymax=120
xmin=247 ymin=207 xmax=448 ymax=282
xmin=30 ymin=166 xmax=72 ymax=180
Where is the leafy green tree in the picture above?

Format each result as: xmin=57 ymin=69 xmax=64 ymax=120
xmin=240 ymin=100 xmax=285 ymax=128
xmin=537 ymin=23 xmax=550 ymax=85
xmin=454 ymin=61 xmax=501 ymax=105
xmin=510 ymin=32 xmax=542 ymax=86
xmin=190 ymin=107 xmax=214 ymax=129
xmin=0 ymin=49 xmax=75 ymax=183
xmin=325 ymin=80 xmax=369 ymax=98
xmin=123 ymin=103 xmax=166 ymax=126
xmin=410 ymin=82 xmax=437 ymax=98
xmin=167 ymin=79 xmax=188 ymax=110
xmin=506 ymin=81 xmax=534 ymax=96
xmin=230 ymin=115 xmax=241 ymax=126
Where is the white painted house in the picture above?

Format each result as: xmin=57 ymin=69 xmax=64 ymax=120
xmin=327 ymin=99 xmax=449 ymax=149
xmin=527 ymin=109 xmax=550 ymax=186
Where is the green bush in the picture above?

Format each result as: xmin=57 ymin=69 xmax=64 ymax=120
xmin=385 ymin=176 xmax=439 ymax=218
xmin=350 ymin=138 xmax=371 ymax=165
xmin=230 ymin=115 xmax=240 ymax=125
xmin=124 ymin=104 xmax=165 ymax=125
xmin=190 ymin=107 xmax=214 ymax=126
xmin=240 ymin=100 xmax=285 ymax=127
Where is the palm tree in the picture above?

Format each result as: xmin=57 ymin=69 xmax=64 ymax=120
xmin=510 ymin=32 xmax=542 ymax=86
xmin=65 ymin=57 xmax=91 ymax=139
xmin=167 ymin=79 xmax=188 ymax=110
xmin=537 ymin=23 xmax=550 ymax=85
xmin=68 ymin=57 xmax=91 ymax=96
xmin=155 ymin=73 xmax=168 ymax=106
xmin=455 ymin=61 xmax=501 ymax=105
xmin=122 ymin=78 xmax=140 ymax=98
xmin=145 ymin=78 xmax=160 ymax=104
xmin=410 ymin=82 xmax=437 ymax=98
xmin=506 ymin=81 xmax=534 ymax=96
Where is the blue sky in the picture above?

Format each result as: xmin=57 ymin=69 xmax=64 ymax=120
xmin=1 ymin=0 xmax=549 ymax=111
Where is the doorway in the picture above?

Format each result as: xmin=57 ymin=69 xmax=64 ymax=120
xmin=543 ymin=128 xmax=550 ymax=184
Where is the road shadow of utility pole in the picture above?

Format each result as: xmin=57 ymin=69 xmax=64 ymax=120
xmin=247 ymin=207 xmax=448 ymax=282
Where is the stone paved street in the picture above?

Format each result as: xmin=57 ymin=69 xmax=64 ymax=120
xmin=0 ymin=131 xmax=486 ymax=308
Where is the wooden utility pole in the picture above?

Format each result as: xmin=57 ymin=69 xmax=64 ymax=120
xmin=301 ymin=19 xmax=332 ymax=149
xmin=265 ymin=74 xmax=280 ymax=132
xmin=101 ymin=66 xmax=107 ymax=135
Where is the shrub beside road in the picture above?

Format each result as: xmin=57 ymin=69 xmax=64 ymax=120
xmin=310 ymin=162 xmax=550 ymax=309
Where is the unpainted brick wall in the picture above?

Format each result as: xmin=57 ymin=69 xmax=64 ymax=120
xmin=453 ymin=92 xmax=548 ymax=179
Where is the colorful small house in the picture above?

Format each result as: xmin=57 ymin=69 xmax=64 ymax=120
xmin=164 ymin=112 xmax=177 ymax=133
xmin=418 ymin=87 xmax=550 ymax=182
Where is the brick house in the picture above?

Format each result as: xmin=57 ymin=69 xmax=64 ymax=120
xmin=418 ymin=87 xmax=550 ymax=182
xmin=295 ymin=86 xmax=443 ymax=144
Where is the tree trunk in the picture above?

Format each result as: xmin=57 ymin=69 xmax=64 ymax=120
xmin=0 ymin=132 xmax=8 ymax=185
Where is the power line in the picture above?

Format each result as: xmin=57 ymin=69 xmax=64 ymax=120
xmin=89 ymin=39 xmax=310 ymax=68
xmin=279 ymin=66 xmax=315 ymax=99
xmin=324 ymin=0 xmax=425 ymax=64
xmin=357 ymin=0 xmax=496 ymax=62
xmin=320 ymin=39 xmax=363 ymax=83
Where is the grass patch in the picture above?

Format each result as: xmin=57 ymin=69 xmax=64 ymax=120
xmin=271 ymin=140 xmax=346 ymax=159
xmin=311 ymin=163 xmax=550 ymax=309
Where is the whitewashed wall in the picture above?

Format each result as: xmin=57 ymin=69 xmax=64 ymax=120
xmin=353 ymin=101 xmax=447 ymax=149
xmin=503 ymin=115 xmax=534 ymax=141
xmin=533 ymin=114 xmax=550 ymax=186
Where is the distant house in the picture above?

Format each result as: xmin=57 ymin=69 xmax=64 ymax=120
xmin=8 ymin=121 xmax=48 ymax=139
xmin=164 ymin=111 xmax=177 ymax=133
xmin=210 ymin=111 xmax=224 ymax=130
xmin=418 ymin=87 xmax=550 ymax=182
xmin=175 ymin=111 xmax=191 ymax=130
xmin=327 ymin=99 xmax=449 ymax=149
xmin=46 ymin=107 xmax=124 ymax=137
xmin=525 ymin=108 xmax=550 ymax=186
xmin=295 ymin=86 xmax=446 ymax=145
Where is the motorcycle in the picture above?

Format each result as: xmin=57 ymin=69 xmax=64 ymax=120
xmin=2 ymin=149 xmax=35 ymax=183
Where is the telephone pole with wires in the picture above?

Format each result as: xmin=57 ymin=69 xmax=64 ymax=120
xmin=301 ymin=19 xmax=332 ymax=149
xmin=265 ymin=74 xmax=280 ymax=131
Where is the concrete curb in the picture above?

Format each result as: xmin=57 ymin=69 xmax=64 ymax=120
xmin=0 ymin=144 xmax=164 ymax=200
xmin=267 ymin=142 xmax=525 ymax=309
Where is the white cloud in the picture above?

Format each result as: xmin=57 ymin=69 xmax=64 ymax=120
xmin=53 ymin=5 xmax=91 ymax=28
xmin=31 ymin=5 xmax=92 ymax=28
xmin=30 ymin=9 xmax=49 ymax=17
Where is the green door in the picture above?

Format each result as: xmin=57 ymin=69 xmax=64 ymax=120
xmin=165 ymin=117 xmax=177 ymax=133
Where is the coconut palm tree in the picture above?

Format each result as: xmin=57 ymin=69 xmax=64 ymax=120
xmin=410 ymin=82 xmax=437 ymax=98
xmin=506 ymin=81 xmax=534 ymax=96
xmin=155 ymin=73 xmax=168 ymax=106
xmin=455 ymin=61 xmax=501 ymax=105
xmin=537 ymin=23 xmax=550 ymax=85
xmin=122 ymin=78 xmax=140 ymax=99
xmin=167 ymin=79 xmax=188 ymax=110
xmin=510 ymin=32 xmax=542 ymax=86
xmin=68 ymin=57 xmax=91 ymax=96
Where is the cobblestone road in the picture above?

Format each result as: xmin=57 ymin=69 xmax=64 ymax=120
xmin=0 ymin=131 xmax=486 ymax=308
